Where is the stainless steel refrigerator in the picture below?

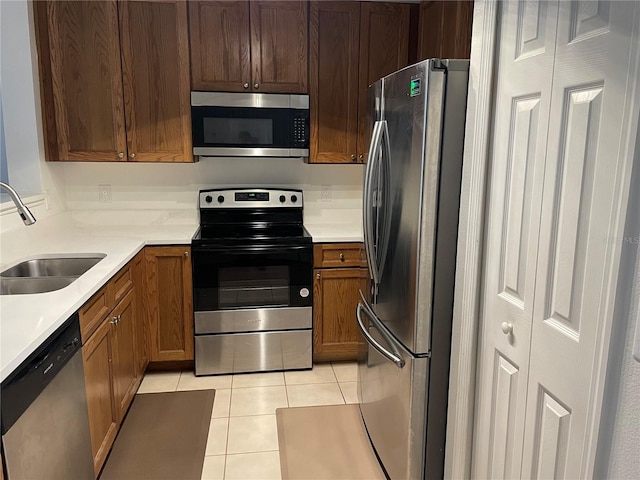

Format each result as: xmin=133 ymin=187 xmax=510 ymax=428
xmin=356 ymin=59 xmax=469 ymax=480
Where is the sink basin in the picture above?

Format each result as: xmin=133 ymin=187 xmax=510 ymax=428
xmin=1 ymin=255 xmax=106 ymax=278
xmin=0 ymin=277 xmax=77 ymax=295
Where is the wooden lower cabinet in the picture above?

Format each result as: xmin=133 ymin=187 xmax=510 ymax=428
xmin=313 ymin=264 xmax=369 ymax=362
xmin=81 ymin=256 xmax=145 ymax=477
xmin=82 ymin=317 xmax=118 ymax=477
xmin=144 ymin=247 xmax=194 ymax=362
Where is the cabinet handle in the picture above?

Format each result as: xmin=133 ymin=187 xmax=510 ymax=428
xmin=339 ymin=253 xmax=345 ymax=261
xmin=243 ymin=82 xmax=249 ymax=89
xmin=118 ymin=152 xmax=124 ymax=159
xmin=351 ymin=154 xmax=357 ymax=161
xmin=316 ymin=273 xmax=320 ymax=279
xmin=129 ymin=153 xmax=136 ymax=159
xmin=184 ymin=251 xmax=189 ymax=257
xmin=254 ymin=83 xmax=259 ymax=89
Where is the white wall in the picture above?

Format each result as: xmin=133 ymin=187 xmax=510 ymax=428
xmin=0 ymin=0 xmax=66 ymax=233
xmin=596 ymin=128 xmax=640 ymax=479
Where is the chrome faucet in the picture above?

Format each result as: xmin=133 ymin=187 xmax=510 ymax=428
xmin=0 ymin=181 xmax=36 ymax=225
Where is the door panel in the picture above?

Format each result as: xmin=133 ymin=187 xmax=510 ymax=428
xmin=249 ymin=1 xmax=308 ymax=93
xmin=358 ymin=324 xmax=428 ymax=480
xmin=472 ymin=2 xmax=559 ymax=478
xmin=188 ymin=1 xmax=251 ymax=92
xmin=521 ymin=2 xmax=640 ymax=477
xmin=119 ymin=0 xmax=192 ymax=162
xmin=45 ymin=1 xmax=126 ymax=161
xmin=111 ymin=290 xmax=137 ymax=422
xmin=309 ymin=1 xmax=360 ymax=163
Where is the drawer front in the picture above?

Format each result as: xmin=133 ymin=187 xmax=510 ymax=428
xmin=313 ymin=243 xmax=366 ymax=268
xmin=79 ymin=286 xmax=111 ymax=342
xmin=195 ymin=330 xmax=312 ymax=375
xmin=110 ymin=263 xmax=134 ymax=305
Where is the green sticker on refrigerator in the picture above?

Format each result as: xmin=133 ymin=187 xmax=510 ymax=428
xmin=410 ymin=78 xmax=421 ymax=97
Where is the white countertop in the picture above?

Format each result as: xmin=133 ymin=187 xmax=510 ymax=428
xmin=0 ymin=210 xmax=363 ymax=382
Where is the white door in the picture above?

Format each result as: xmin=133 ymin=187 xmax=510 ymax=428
xmin=472 ymin=1 xmax=559 ymax=478
xmin=473 ymin=0 xmax=640 ymax=478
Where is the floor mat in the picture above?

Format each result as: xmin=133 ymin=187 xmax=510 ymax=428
xmin=276 ymin=404 xmax=385 ymax=480
xmin=100 ymin=389 xmax=215 ymax=480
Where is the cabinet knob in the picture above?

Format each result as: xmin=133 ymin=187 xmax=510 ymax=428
xmin=129 ymin=153 xmax=136 ymax=159
xmin=243 ymin=82 xmax=249 ymax=89
xmin=111 ymin=315 xmax=121 ymax=325
xmin=501 ymin=322 xmax=513 ymax=335
xmin=316 ymin=273 xmax=321 ymax=279
xmin=339 ymin=253 xmax=345 ymax=261
xmin=184 ymin=251 xmax=189 ymax=257
xmin=118 ymin=152 xmax=124 ymax=159
xmin=359 ymin=154 xmax=364 ymax=161
xmin=351 ymin=154 xmax=357 ymax=161
xmin=254 ymin=83 xmax=259 ymax=89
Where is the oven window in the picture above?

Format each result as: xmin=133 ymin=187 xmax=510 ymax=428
xmin=203 ymin=118 xmax=273 ymax=145
xmin=218 ymin=265 xmax=290 ymax=309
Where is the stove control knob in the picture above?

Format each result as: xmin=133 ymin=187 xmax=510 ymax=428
xmin=217 ymin=195 xmax=225 ymax=204
xmin=291 ymin=194 xmax=298 ymax=203
xmin=205 ymin=195 xmax=213 ymax=203
xmin=279 ymin=195 xmax=286 ymax=203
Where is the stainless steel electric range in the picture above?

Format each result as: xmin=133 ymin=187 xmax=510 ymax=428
xmin=191 ymin=188 xmax=313 ymax=376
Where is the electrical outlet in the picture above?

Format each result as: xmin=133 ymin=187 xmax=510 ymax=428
xmin=320 ymin=185 xmax=332 ymax=202
xmin=99 ymin=184 xmax=112 ymax=203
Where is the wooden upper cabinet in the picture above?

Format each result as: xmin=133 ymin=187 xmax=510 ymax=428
xmin=308 ymin=2 xmax=412 ymax=164
xmin=358 ymin=2 xmax=411 ymax=160
xmin=418 ymin=0 xmax=474 ymax=60
xmin=249 ymin=1 xmax=308 ymax=93
xmin=37 ymin=1 xmax=126 ymax=162
xmin=35 ymin=0 xmax=193 ymax=162
xmin=119 ymin=0 xmax=193 ymax=162
xmin=189 ymin=1 xmax=251 ymax=91
xmin=309 ymin=2 xmax=360 ymax=164
xmin=189 ymin=1 xmax=308 ymax=93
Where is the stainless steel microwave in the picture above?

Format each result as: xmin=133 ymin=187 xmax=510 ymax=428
xmin=191 ymin=92 xmax=309 ymax=158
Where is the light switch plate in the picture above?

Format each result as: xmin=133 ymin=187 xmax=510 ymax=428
xmin=320 ymin=185 xmax=332 ymax=202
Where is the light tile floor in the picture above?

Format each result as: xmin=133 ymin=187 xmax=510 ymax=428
xmin=136 ymin=362 xmax=359 ymax=480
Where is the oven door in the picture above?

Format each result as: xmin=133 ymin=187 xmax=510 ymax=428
xmin=192 ymin=243 xmax=313 ymax=315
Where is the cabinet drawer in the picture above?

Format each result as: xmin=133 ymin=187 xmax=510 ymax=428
xmin=79 ymin=286 xmax=111 ymax=343
xmin=109 ymin=262 xmax=134 ymax=305
xmin=313 ymin=243 xmax=366 ymax=268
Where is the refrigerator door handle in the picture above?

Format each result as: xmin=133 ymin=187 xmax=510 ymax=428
xmin=357 ymin=292 xmax=405 ymax=369
xmin=363 ymin=120 xmax=384 ymax=286
xmin=376 ymin=121 xmax=392 ymax=282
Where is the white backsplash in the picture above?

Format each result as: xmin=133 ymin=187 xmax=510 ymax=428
xmin=51 ymin=158 xmax=364 ymax=226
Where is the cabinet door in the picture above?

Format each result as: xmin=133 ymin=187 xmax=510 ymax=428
xmin=111 ymin=289 xmax=138 ymax=422
xmin=189 ymin=1 xmax=251 ymax=92
xmin=145 ymin=247 xmax=194 ymax=362
xmin=40 ymin=1 xmax=127 ymax=161
xmin=249 ymin=1 xmax=308 ymax=93
xmin=119 ymin=0 xmax=193 ymax=162
xmin=133 ymin=252 xmax=149 ymax=377
xmin=313 ymin=267 xmax=368 ymax=362
xmin=82 ymin=319 xmax=118 ymax=477
xmin=417 ymin=0 xmax=473 ymax=61
xmin=358 ymin=2 xmax=410 ymax=161
xmin=309 ymin=2 xmax=360 ymax=164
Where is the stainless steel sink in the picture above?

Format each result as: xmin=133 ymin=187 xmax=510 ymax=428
xmin=0 ymin=277 xmax=77 ymax=295
xmin=1 ymin=255 xmax=106 ymax=278
xmin=0 ymin=254 xmax=106 ymax=294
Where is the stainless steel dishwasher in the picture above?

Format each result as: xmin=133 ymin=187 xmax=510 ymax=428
xmin=1 ymin=314 xmax=94 ymax=480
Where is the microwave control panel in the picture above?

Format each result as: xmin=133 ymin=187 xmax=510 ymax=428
xmin=292 ymin=114 xmax=309 ymax=147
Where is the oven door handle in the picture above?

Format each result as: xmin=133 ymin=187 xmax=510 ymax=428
xmin=192 ymin=244 xmax=311 ymax=254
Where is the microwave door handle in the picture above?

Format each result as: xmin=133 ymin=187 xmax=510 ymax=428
xmin=363 ymin=121 xmax=384 ymax=286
